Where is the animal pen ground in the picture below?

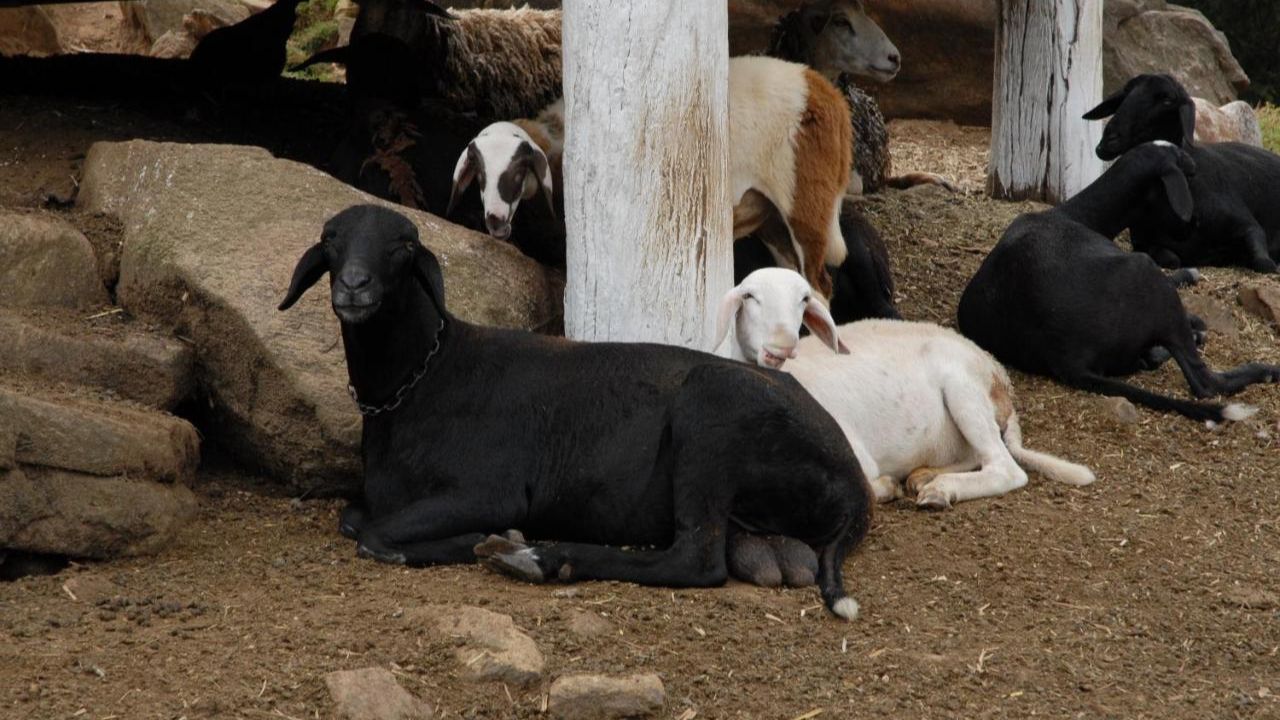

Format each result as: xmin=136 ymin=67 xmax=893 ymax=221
xmin=1 ymin=96 xmax=1278 ymax=719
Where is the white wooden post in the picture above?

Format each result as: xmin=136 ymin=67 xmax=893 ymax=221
xmin=989 ymin=0 xmax=1105 ymax=203
xmin=561 ymin=1 xmax=733 ymax=348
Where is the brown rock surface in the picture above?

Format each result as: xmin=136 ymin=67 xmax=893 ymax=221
xmin=77 ymin=140 xmax=563 ymax=493
xmin=0 ymin=211 xmax=109 ymax=309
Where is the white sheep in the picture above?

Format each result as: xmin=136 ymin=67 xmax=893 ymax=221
xmin=714 ymin=268 xmax=1096 ymax=509
xmin=451 ymin=57 xmax=852 ymax=297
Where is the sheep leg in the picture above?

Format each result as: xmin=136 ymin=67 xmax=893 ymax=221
xmin=1166 ymin=330 xmax=1280 ymax=397
xmin=479 ymin=526 xmax=729 ymax=588
xmin=339 ymin=502 xmax=367 ymax=539
xmin=354 ymin=493 xmax=519 ymax=565
xmin=1240 ymin=225 xmax=1278 ymax=273
xmin=785 ymin=215 xmax=836 ymax=298
xmin=913 ymin=381 xmax=1027 ymax=510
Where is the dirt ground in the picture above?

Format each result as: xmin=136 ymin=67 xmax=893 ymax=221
xmin=2 ymin=95 xmax=1280 ymax=720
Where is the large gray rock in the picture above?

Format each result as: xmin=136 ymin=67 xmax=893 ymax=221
xmin=0 ymin=384 xmax=200 ymax=483
xmin=324 ymin=667 xmax=433 ymax=720
xmin=548 ymin=674 xmax=666 ymax=720
xmin=0 ymin=466 xmax=197 ymax=560
xmin=1105 ymin=2 xmax=1249 ymax=105
xmin=0 ymin=309 xmax=194 ymax=410
xmin=78 ymin=140 xmax=563 ymax=494
xmin=411 ymin=604 xmax=545 ymax=686
xmin=0 ymin=211 xmax=110 ymax=309
xmin=729 ymin=0 xmax=1247 ymax=124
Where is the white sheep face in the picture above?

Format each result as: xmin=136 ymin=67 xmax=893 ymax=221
xmin=714 ymin=268 xmax=848 ymax=368
xmin=448 ymin=122 xmax=554 ymax=241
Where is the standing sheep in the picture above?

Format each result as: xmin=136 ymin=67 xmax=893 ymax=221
xmin=449 ymin=57 xmax=852 ymax=297
xmin=765 ymin=0 xmax=954 ymax=194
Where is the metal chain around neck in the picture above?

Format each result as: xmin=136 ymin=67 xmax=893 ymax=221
xmin=348 ymin=318 xmax=446 ymax=417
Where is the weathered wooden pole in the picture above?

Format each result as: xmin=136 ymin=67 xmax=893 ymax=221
xmin=989 ymin=0 xmax=1106 ymax=203
xmin=561 ymin=1 xmax=733 ymax=347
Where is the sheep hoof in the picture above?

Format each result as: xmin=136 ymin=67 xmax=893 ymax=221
xmin=475 ymin=534 xmax=547 ymax=583
xmin=356 ymin=541 xmax=406 ymax=565
xmin=484 ymin=548 xmax=547 ymax=584
xmin=916 ymin=488 xmax=953 ymax=511
xmin=338 ymin=503 xmax=367 ymax=540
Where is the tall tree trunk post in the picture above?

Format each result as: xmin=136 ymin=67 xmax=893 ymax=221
xmin=561 ymin=1 xmax=733 ymax=348
xmin=989 ymin=0 xmax=1106 ymax=203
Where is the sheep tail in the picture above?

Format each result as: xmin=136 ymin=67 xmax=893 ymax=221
xmin=815 ymin=481 xmax=872 ymax=621
xmin=1002 ymin=413 xmax=1096 ymax=487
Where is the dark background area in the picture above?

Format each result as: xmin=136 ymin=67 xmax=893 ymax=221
xmin=1181 ymin=0 xmax=1280 ymax=103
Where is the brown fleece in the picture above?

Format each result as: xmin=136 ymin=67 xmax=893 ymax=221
xmin=789 ymin=69 xmax=853 ymax=298
xmin=989 ymin=373 xmax=1015 ymax=434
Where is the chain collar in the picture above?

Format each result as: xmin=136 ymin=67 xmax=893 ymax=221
xmin=348 ymin=319 xmax=446 ymax=417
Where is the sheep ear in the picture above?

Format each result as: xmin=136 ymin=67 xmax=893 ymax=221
xmin=1178 ymin=100 xmax=1196 ymax=147
xmin=711 ymin=287 xmax=747 ymax=354
xmin=803 ymin=298 xmax=849 ymax=354
xmin=447 ymin=142 xmax=480 ymax=217
xmin=1083 ymin=87 xmax=1127 ymax=120
xmin=1160 ymin=167 xmax=1194 ymax=224
xmin=278 ymin=243 xmax=329 ymax=311
xmin=413 ymin=243 xmax=447 ymax=311
xmin=528 ymin=143 xmax=556 ymax=219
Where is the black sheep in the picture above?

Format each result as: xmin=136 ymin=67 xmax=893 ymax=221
xmin=278 ymin=204 xmax=873 ymax=619
xmin=958 ymin=142 xmax=1280 ymax=424
xmin=1085 ymin=74 xmax=1280 ymax=273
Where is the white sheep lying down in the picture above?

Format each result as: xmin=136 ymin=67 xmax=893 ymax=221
xmin=715 ymin=268 xmax=1095 ymax=509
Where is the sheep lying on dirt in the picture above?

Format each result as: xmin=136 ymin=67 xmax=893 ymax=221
xmin=716 ymin=268 xmax=1094 ymax=510
xmin=1086 ymin=74 xmax=1280 ymax=273
xmin=278 ymin=204 xmax=874 ymax=620
xmin=959 ymin=141 xmax=1280 ymax=424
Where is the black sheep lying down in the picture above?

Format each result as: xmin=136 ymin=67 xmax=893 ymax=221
xmin=1085 ymin=74 xmax=1280 ymax=273
xmin=958 ymin=142 xmax=1280 ymax=424
xmin=278 ymin=205 xmax=873 ymax=620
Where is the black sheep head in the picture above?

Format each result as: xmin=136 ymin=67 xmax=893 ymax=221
xmin=278 ymin=204 xmax=445 ymax=325
xmin=1084 ymin=74 xmax=1196 ymax=161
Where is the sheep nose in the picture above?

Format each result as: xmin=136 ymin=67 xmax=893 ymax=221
xmin=887 ymin=53 xmax=900 ymax=68
xmin=340 ymin=269 xmax=371 ymax=289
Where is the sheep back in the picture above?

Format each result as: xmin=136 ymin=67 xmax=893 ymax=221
xmin=445 ymin=8 xmax=563 ymax=121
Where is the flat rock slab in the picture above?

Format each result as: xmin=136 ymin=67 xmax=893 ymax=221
xmin=0 ymin=210 xmax=109 ymax=309
xmin=0 ymin=466 xmax=197 ymax=559
xmin=548 ymin=674 xmax=666 ymax=720
xmin=0 ymin=309 xmax=194 ymax=410
xmin=1181 ymin=294 xmax=1237 ymax=339
xmin=1239 ymin=284 xmax=1280 ymax=327
xmin=77 ymin=140 xmax=563 ymax=494
xmin=412 ymin=604 xmax=544 ymax=686
xmin=0 ymin=383 xmax=199 ymax=483
xmin=325 ymin=667 xmax=433 ymax=720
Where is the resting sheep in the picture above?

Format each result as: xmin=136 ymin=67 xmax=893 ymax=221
xmin=958 ymin=141 xmax=1280 ymax=424
xmin=1085 ymin=73 xmax=1280 ymax=273
xmin=453 ymin=57 xmax=853 ymax=297
xmin=715 ymin=268 xmax=1094 ymax=511
xmin=278 ymin=204 xmax=873 ymax=620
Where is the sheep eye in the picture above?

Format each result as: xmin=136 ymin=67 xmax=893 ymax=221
xmin=834 ymin=17 xmax=853 ymax=30
xmin=742 ymin=293 xmax=756 ymax=303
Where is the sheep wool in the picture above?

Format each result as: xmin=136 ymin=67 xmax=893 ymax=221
xmin=444 ymin=8 xmax=563 ymax=120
